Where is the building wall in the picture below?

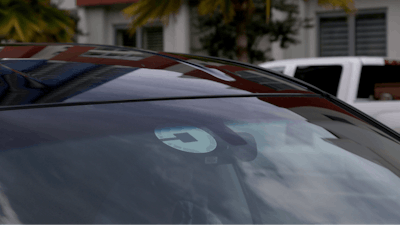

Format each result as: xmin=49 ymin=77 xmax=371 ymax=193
xmin=75 ymin=1 xmax=191 ymax=54
xmin=51 ymin=0 xmax=77 ymax=10
xmin=163 ymin=1 xmax=191 ymax=54
xmin=276 ymin=0 xmax=400 ymax=60
xmin=103 ymin=4 xmax=131 ymax=46
xmin=281 ymin=0 xmax=310 ymax=60
xmin=80 ymin=4 xmax=133 ymax=45
xmin=86 ymin=6 xmax=107 ymax=44
xmin=50 ymin=0 xmax=400 ymax=61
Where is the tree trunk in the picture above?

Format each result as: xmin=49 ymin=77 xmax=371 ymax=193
xmin=234 ymin=0 xmax=253 ymax=63
xmin=236 ymin=20 xmax=248 ymax=63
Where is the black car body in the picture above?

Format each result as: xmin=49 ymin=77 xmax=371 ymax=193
xmin=0 ymin=43 xmax=399 ymax=224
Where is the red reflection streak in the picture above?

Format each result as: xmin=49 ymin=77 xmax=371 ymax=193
xmin=0 ymin=45 xmax=358 ymax=119
xmin=186 ymin=65 xmax=313 ymax=94
xmin=48 ymin=46 xmax=181 ymax=68
xmin=385 ymin=60 xmax=400 ymax=66
xmin=260 ymin=96 xmax=359 ymax=119
xmin=0 ymin=46 xmax=46 ymax=58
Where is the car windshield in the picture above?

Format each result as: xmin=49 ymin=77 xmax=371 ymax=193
xmin=0 ymin=96 xmax=399 ymax=224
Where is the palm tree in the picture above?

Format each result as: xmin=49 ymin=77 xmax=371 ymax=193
xmin=123 ymin=0 xmax=355 ymax=63
xmin=0 ymin=0 xmax=76 ymax=43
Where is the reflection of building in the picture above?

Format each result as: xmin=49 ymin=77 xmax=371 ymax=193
xmin=0 ymin=58 xmax=137 ymax=105
xmin=273 ymin=0 xmax=400 ymax=60
xmin=0 ymin=44 xmax=313 ymax=106
xmin=0 ymin=45 xmax=191 ymax=105
xmin=69 ymin=0 xmax=190 ymax=54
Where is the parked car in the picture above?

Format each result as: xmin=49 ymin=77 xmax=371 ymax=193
xmin=0 ymin=44 xmax=400 ymax=224
xmin=259 ymin=57 xmax=400 ymax=132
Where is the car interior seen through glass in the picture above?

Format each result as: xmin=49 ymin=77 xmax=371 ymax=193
xmin=357 ymin=65 xmax=400 ymax=100
xmin=0 ymin=97 xmax=399 ymax=224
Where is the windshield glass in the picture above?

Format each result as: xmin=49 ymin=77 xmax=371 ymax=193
xmin=0 ymin=96 xmax=399 ymax=224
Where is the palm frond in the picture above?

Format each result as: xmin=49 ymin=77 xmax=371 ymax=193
xmin=122 ymin=0 xmax=182 ymax=35
xmin=198 ymin=0 xmax=235 ymax=23
xmin=0 ymin=0 xmax=75 ymax=42
xmin=314 ymin=0 xmax=356 ymax=13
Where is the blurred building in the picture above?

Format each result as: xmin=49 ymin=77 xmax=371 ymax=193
xmin=50 ymin=0 xmax=190 ymax=54
xmin=273 ymin=0 xmax=400 ymax=60
xmin=52 ymin=0 xmax=400 ymax=61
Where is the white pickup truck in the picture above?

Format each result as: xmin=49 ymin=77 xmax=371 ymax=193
xmin=259 ymin=57 xmax=400 ymax=132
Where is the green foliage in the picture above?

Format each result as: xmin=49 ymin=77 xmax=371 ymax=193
xmin=316 ymin=0 xmax=356 ymax=13
xmin=122 ymin=0 xmax=183 ymax=36
xmin=0 ymin=0 xmax=76 ymax=42
xmin=193 ymin=0 xmax=311 ymax=63
xmin=198 ymin=0 xmax=242 ymax=23
xmin=123 ymin=0 xmax=353 ymax=63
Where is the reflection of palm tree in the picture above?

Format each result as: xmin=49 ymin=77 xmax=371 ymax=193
xmin=0 ymin=0 xmax=75 ymax=43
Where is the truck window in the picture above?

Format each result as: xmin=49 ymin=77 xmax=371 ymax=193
xmin=357 ymin=65 xmax=400 ymax=101
xmin=294 ymin=65 xmax=342 ymax=96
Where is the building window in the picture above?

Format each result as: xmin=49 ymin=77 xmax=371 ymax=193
xmin=319 ymin=10 xmax=386 ymax=57
xmin=116 ymin=29 xmax=137 ymax=47
xmin=320 ymin=17 xmax=348 ymax=56
xmin=355 ymin=13 xmax=386 ymax=56
xmin=115 ymin=25 xmax=163 ymax=52
xmin=142 ymin=27 xmax=163 ymax=52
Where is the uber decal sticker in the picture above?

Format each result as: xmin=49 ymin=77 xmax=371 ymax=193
xmin=155 ymin=126 xmax=217 ymax=153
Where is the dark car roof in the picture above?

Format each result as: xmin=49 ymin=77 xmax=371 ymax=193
xmin=0 ymin=43 xmax=317 ymax=106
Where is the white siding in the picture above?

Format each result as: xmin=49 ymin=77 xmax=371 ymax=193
xmin=76 ymin=1 xmax=191 ymax=53
xmin=103 ymin=4 xmax=131 ymax=46
xmin=86 ymin=7 xmax=106 ymax=44
xmin=51 ymin=0 xmax=77 ymax=10
xmin=163 ymin=1 xmax=190 ymax=53
xmin=278 ymin=0 xmax=400 ymax=59
xmin=77 ymin=7 xmax=89 ymax=43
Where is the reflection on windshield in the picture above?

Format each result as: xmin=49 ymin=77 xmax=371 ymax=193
xmin=0 ymin=97 xmax=399 ymax=223
xmin=229 ymin=121 xmax=400 ymax=223
xmin=0 ymin=46 xmax=312 ymax=107
xmin=0 ymin=185 xmax=20 ymax=224
xmin=0 ymin=59 xmax=253 ymax=105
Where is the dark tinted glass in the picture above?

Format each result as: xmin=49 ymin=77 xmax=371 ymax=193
xmin=0 ymin=97 xmax=399 ymax=224
xmin=0 ymin=54 xmax=311 ymax=107
xmin=116 ymin=29 xmax=137 ymax=47
xmin=294 ymin=65 xmax=342 ymax=96
xmin=357 ymin=65 xmax=400 ymax=100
